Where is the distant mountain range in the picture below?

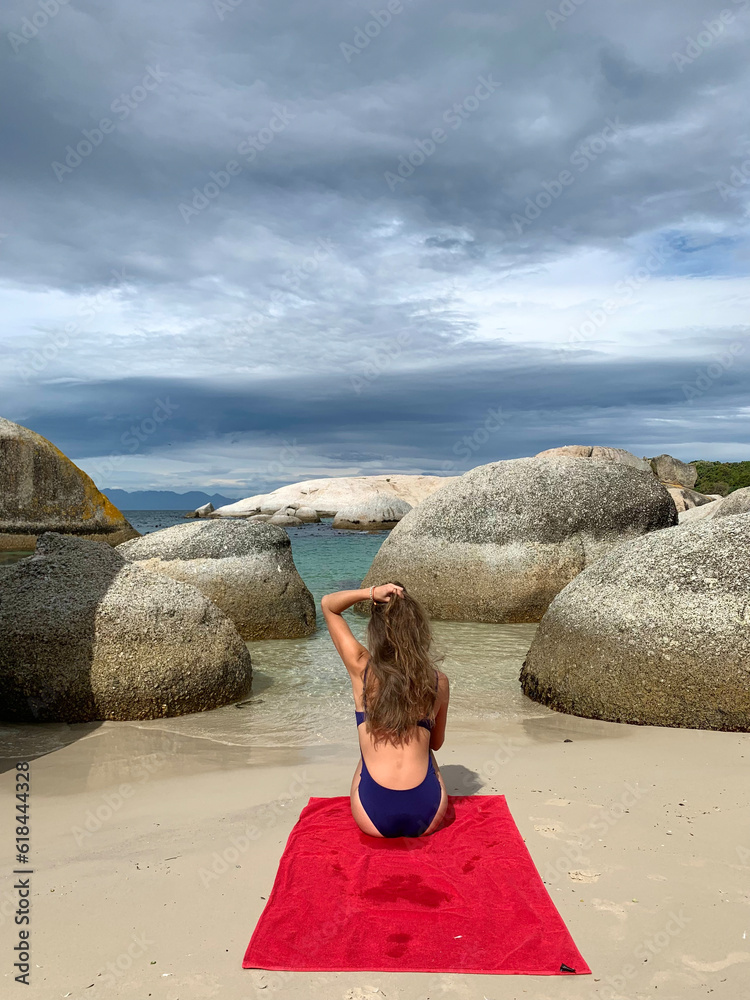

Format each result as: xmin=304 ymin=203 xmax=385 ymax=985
xmin=103 ymin=489 xmax=241 ymax=511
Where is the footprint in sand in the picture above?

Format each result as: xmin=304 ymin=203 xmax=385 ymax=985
xmin=568 ymin=869 xmax=601 ymax=882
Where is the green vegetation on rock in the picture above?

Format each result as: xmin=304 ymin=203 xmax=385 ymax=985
xmin=692 ymin=460 xmax=750 ymax=497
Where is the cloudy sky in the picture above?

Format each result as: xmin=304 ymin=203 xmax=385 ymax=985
xmin=1 ymin=0 xmax=748 ymax=496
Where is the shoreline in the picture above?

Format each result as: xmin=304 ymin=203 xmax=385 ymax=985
xmin=1 ymin=712 xmax=747 ymax=999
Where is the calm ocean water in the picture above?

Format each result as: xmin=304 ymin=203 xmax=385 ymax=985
xmin=121 ymin=511 xmax=547 ymax=747
xmin=1 ymin=511 xmax=547 ymax=749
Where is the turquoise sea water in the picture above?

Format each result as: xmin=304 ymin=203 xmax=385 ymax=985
xmin=120 ymin=512 xmax=547 ymax=747
xmin=1 ymin=512 xmax=548 ymax=749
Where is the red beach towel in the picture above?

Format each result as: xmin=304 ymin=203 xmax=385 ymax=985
xmin=242 ymin=794 xmax=591 ymax=975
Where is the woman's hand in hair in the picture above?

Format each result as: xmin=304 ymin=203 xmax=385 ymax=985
xmin=373 ymin=583 xmax=404 ymax=603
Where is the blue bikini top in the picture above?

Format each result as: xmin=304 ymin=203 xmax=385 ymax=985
xmin=355 ymin=665 xmax=439 ymax=731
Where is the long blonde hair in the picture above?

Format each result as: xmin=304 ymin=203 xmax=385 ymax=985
xmin=363 ymin=582 xmax=443 ymax=747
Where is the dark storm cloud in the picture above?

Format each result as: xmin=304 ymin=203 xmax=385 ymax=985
xmin=1 ymin=0 xmax=748 ymax=485
xmin=1 ymin=0 xmax=748 ymax=285
xmin=13 ymin=339 xmax=750 ymax=477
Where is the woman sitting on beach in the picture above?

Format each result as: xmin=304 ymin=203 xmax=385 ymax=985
xmin=321 ymin=582 xmax=449 ymax=838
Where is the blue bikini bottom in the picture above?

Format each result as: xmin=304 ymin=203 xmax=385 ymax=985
xmin=357 ymin=753 xmax=442 ymax=838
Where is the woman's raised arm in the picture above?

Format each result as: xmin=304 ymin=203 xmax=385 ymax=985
xmin=320 ymin=585 xmax=403 ymax=673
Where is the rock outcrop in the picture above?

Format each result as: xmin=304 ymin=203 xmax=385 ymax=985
xmin=268 ymin=513 xmax=303 ymax=527
xmin=676 ymin=487 xmax=750 ymax=524
xmin=185 ymin=502 xmax=214 ymax=518
xmin=119 ymin=519 xmax=315 ymax=639
xmin=0 ymin=534 xmax=252 ymax=722
xmin=294 ymin=505 xmax=320 ymax=523
xmin=678 ymin=502 xmax=719 ymax=524
xmin=712 ymin=486 xmax=750 ymax=519
xmin=358 ymin=456 xmax=677 ymax=622
xmin=0 ymin=417 xmax=138 ymax=550
xmin=213 ymin=475 xmax=457 ymax=518
xmin=519 ymin=514 xmax=750 ymax=731
xmin=646 ymin=454 xmax=698 ymax=488
xmin=667 ymin=486 xmax=716 ymax=513
xmin=333 ymin=495 xmax=412 ymax=531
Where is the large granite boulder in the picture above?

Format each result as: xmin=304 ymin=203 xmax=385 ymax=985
xmin=0 ymin=533 xmax=252 ymax=723
xmin=646 ymin=454 xmax=698 ymax=488
xmin=213 ymin=474 xmax=457 ymax=518
xmin=0 ymin=417 xmax=138 ymax=550
xmin=358 ymin=456 xmax=677 ymax=623
xmin=333 ymin=495 xmax=412 ymax=531
xmin=520 ymin=514 xmax=750 ymax=731
xmin=536 ymin=445 xmax=651 ymax=473
xmin=118 ymin=520 xmax=315 ymax=639
xmin=712 ymin=486 xmax=750 ymax=519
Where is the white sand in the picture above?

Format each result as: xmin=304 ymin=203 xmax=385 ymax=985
xmin=1 ymin=713 xmax=748 ymax=1000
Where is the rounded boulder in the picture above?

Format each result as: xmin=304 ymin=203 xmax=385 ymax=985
xmin=712 ymin=486 xmax=750 ymax=519
xmin=0 ymin=533 xmax=252 ymax=723
xmin=118 ymin=519 xmax=314 ymax=638
xmin=333 ymin=495 xmax=412 ymax=531
xmin=520 ymin=514 xmax=750 ymax=731
xmin=0 ymin=417 xmax=138 ymax=550
xmin=359 ymin=456 xmax=677 ymax=622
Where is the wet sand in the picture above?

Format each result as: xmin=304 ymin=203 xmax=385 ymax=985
xmin=1 ymin=711 xmax=748 ymax=1000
